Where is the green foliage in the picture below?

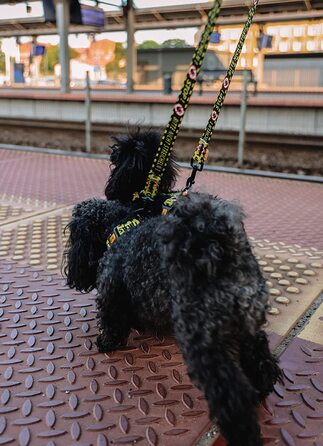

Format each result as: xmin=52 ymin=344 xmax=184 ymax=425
xmin=161 ymin=39 xmax=190 ymax=48
xmin=0 ymin=41 xmax=5 ymax=74
xmin=138 ymin=40 xmax=160 ymax=49
xmin=105 ymin=42 xmax=126 ymax=78
xmin=40 ymin=45 xmax=79 ymax=75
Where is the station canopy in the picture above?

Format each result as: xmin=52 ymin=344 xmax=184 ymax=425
xmin=0 ymin=0 xmax=322 ymax=37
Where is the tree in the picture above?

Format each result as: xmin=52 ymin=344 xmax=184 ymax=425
xmin=105 ymin=42 xmax=126 ymax=79
xmin=0 ymin=41 xmax=5 ymax=74
xmin=40 ymin=45 xmax=79 ymax=75
xmin=138 ymin=40 xmax=160 ymax=49
xmin=161 ymin=39 xmax=190 ymax=48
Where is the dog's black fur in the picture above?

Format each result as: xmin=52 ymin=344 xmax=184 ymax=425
xmin=64 ymin=128 xmax=282 ymax=446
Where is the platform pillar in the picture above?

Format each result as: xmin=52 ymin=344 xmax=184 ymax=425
xmin=237 ymin=70 xmax=250 ymax=166
xmin=124 ymin=0 xmax=136 ymax=93
xmin=55 ymin=0 xmax=70 ymax=93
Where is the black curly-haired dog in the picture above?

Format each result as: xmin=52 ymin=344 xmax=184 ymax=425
xmin=64 ymin=128 xmax=282 ymax=446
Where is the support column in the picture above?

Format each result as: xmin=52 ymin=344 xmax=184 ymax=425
xmin=4 ymin=49 xmax=12 ymax=83
xmin=85 ymin=71 xmax=92 ymax=153
xmin=257 ymin=50 xmax=264 ymax=85
xmin=55 ymin=0 xmax=70 ymax=93
xmin=124 ymin=0 xmax=136 ymax=93
xmin=256 ymin=25 xmax=265 ymax=86
xmin=237 ymin=70 xmax=250 ymax=167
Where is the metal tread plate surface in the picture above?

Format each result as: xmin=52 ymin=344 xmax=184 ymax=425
xmin=212 ymin=303 xmax=323 ymax=446
xmin=0 ymin=261 xmax=211 ymax=446
xmin=261 ymin=300 xmax=323 ymax=446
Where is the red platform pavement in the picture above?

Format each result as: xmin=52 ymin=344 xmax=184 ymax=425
xmin=1 ymin=148 xmax=322 ymax=248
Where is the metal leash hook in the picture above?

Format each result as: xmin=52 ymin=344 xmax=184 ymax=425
xmin=183 ymin=0 xmax=259 ymax=190
xmin=184 ymin=166 xmax=198 ymax=191
xmin=184 ymin=138 xmax=209 ymax=192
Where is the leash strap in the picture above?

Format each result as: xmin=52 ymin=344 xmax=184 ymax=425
xmin=185 ymin=0 xmax=259 ymax=189
xmin=141 ymin=0 xmax=223 ymax=200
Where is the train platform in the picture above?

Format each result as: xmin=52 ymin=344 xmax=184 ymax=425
xmin=0 ymin=146 xmax=322 ymax=446
xmin=0 ymin=89 xmax=323 ymax=144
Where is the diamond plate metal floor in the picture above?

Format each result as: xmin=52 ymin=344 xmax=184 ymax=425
xmin=0 ymin=261 xmax=211 ymax=446
xmin=212 ymin=302 xmax=323 ymax=446
xmin=0 ymin=147 xmax=322 ymax=446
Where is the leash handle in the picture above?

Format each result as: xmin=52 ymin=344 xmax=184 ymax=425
xmin=141 ymin=0 xmax=223 ymax=200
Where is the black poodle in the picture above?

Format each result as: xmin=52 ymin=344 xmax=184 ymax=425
xmin=64 ymin=128 xmax=282 ymax=446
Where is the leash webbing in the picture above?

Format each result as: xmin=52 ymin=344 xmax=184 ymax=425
xmin=186 ymin=0 xmax=259 ymax=189
xmin=141 ymin=0 xmax=223 ymax=200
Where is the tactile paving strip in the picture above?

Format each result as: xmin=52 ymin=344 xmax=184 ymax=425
xmin=0 ymin=261 xmax=212 ymax=446
xmin=0 ymin=211 xmax=71 ymax=271
xmin=0 ymin=194 xmax=58 ymax=227
xmin=252 ymin=239 xmax=323 ymax=343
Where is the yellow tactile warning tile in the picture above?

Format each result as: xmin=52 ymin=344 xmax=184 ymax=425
xmin=251 ymin=238 xmax=323 ymax=337
xmin=0 ymin=211 xmax=70 ymax=271
xmin=0 ymin=193 xmax=58 ymax=226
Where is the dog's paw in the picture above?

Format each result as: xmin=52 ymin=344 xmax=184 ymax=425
xmin=96 ymin=333 xmax=125 ymax=353
xmin=257 ymin=358 xmax=283 ymax=401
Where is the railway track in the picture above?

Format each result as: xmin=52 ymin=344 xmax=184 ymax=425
xmin=0 ymin=118 xmax=322 ymax=176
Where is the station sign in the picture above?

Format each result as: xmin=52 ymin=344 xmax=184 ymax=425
xmin=42 ymin=0 xmax=105 ymax=28
xmin=32 ymin=45 xmax=46 ymax=56
xmin=81 ymin=5 xmax=105 ymax=27
xmin=257 ymin=34 xmax=273 ymax=49
xmin=210 ymin=32 xmax=221 ymax=44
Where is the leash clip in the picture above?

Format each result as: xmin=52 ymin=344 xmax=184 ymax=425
xmin=190 ymin=156 xmax=205 ymax=172
xmin=184 ymin=165 xmax=198 ymax=191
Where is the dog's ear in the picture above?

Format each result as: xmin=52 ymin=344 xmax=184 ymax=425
xmin=63 ymin=198 xmax=110 ymax=292
xmin=105 ymin=128 xmax=178 ymax=201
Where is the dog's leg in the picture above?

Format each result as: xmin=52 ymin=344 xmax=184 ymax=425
xmin=173 ymin=299 xmax=262 ymax=446
xmin=240 ymin=330 xmax=282 ymax=403
xmin=96 ymin=280 xmax=132 ymax=352
xmin=96 ymin=255 xmax=132 ymax=352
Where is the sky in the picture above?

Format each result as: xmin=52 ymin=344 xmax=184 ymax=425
xmin=0 ymin=0 xmax=208 ymax=47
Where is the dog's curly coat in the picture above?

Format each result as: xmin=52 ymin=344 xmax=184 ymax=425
xmin=64 ymin=128 xmax=282 ymax=446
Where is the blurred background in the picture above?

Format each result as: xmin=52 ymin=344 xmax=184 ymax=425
xmin=0 ymin=0 xmax=322 ymax=175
